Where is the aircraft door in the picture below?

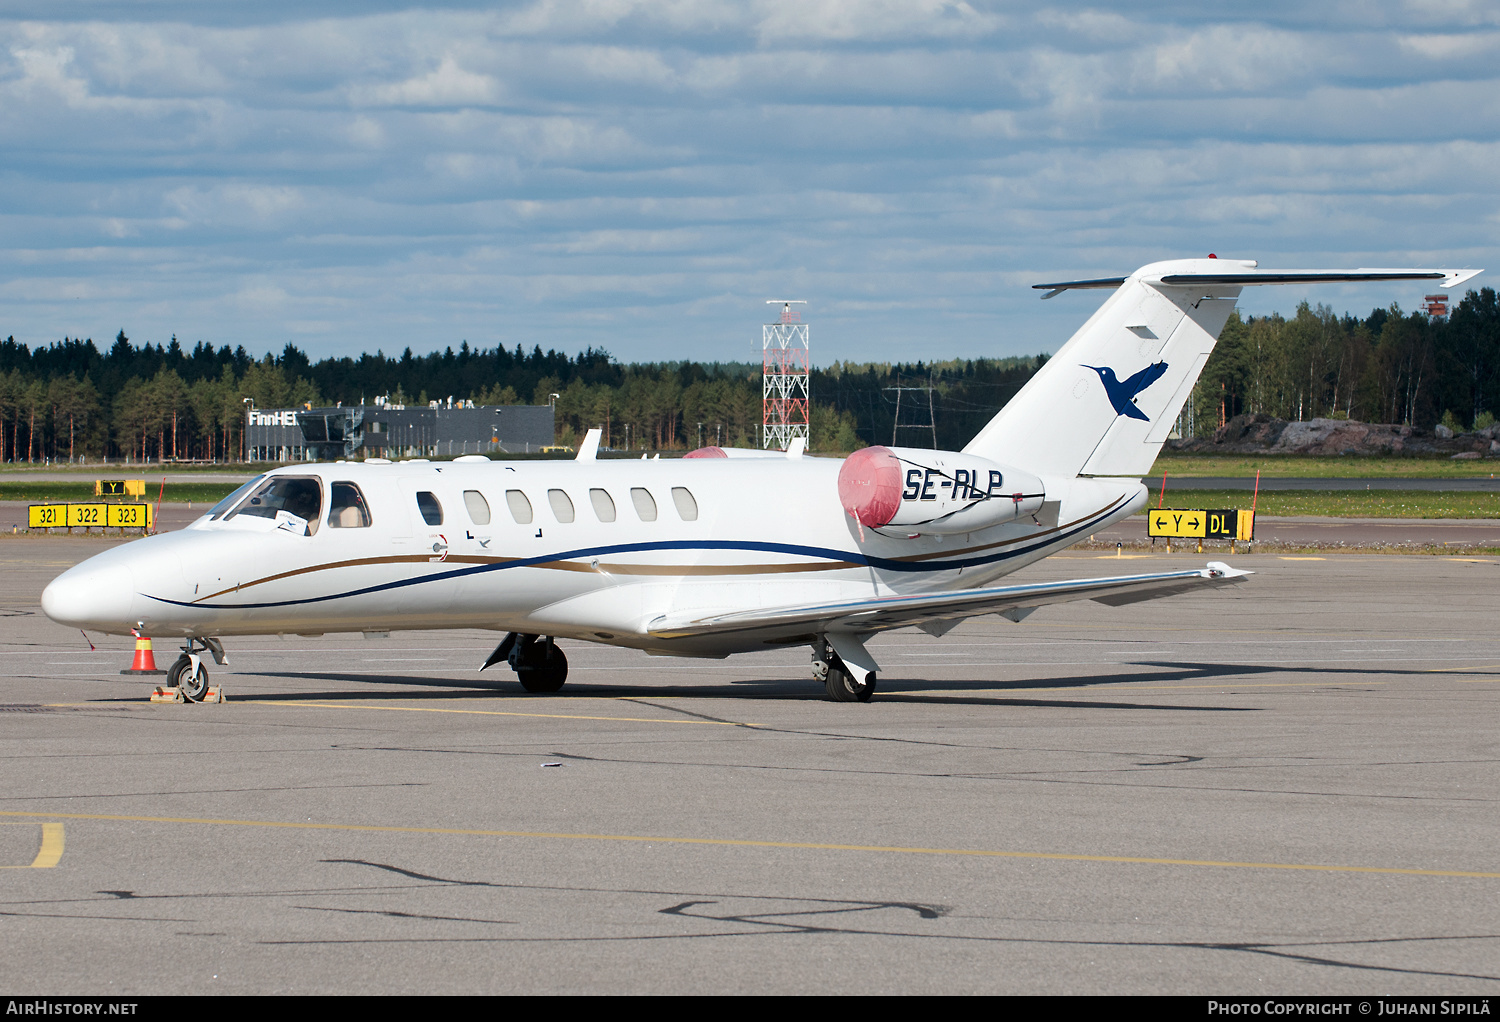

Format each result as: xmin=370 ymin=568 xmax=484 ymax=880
xmin=395 ymin=479 xmax=458 ymax=623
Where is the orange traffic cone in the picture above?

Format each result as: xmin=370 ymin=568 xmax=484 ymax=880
xmin=120 ymin=629 xmax=165 ymax=676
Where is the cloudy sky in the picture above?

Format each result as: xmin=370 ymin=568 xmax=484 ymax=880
xmin=1 ymin=1 xmax=1496 ymax=365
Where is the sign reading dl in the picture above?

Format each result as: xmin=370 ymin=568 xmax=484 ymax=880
xmin=1148 ymin=508 xmax=1253 ymax=540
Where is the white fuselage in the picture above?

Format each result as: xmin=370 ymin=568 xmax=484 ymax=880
xmin=41 ymin=457 xmax=1146 ymax=658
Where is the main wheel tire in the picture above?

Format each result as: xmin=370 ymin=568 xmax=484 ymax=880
xmin=825 ymin=666 xmax=875 ymax=703
xmin=168 ymin=656 xmax=210 ymax=701
xmin=517 ymin=644 xmax=568 ymax=693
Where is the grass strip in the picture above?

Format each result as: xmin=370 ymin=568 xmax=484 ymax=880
xmin=1140 ymin=488 xmax=1500 ymax=519
xmin=1150 ymin=454 xmax=1499 ymax=478
xmin=0 ymin=481 xmax=239 ymax=505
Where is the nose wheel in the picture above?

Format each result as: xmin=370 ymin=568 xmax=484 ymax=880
xmin=167 ymin=655 xmax=211 ymax=701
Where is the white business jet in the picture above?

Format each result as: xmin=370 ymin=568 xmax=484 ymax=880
xmin=41 ymin=258 xmax=1481 ymax=702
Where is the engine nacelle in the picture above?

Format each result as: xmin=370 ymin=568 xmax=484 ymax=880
xmin=837 ymin=446 xmax=1045 ymax=535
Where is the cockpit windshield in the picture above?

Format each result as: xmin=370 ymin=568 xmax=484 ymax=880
xmin=207 ymin=475 xmax=267 ymax=521
xmin=224 ymin=476 xmax=324 ymax=535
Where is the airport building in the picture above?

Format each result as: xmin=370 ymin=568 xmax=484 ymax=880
xmin=245 ymin=401 xmax=555 ymax=462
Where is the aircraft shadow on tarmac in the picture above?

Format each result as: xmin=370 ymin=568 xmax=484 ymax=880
xmin=225 ymin=661 xmax=1328 ymax=712
xmin=223 ymin=654 xmax=1496 ymax=710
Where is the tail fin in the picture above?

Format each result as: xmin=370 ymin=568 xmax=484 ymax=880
xmin=964 ymin=259 xmax=1482 ymax=478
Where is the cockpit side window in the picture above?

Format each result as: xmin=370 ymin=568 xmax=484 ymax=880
xmin=224 ymin=476 xmax=324 ymax=535
xmin=327 ymin=482 xmax=372 ymax=528
xmin=416 ymin=491 xmax=443 ymax=526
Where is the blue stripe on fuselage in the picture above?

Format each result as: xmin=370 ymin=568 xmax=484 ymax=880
xmin=144 ymin=502 xmax=1121 ymax=611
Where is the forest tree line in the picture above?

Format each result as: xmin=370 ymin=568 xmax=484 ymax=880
xmin=1 ymin=286 xmax=1496 ymax=462
xmin=1189 ymin=288 xmax=1500 ymax=436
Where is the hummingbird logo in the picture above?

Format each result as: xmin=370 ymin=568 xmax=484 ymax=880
xmin=1082 ymin=362 xmax=1169 ymax=421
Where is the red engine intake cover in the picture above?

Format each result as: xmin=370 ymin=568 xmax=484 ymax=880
xmin=683 ymin=447 xmax=728 ymax=459
xmin=837 ymin=446 xmax=903 ymax=528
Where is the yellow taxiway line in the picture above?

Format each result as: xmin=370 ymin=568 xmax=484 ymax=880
xmin=0 ymin=810 xmax=1495 ymax=880
xmin=0 ymin=822 xmax=64 ymax=868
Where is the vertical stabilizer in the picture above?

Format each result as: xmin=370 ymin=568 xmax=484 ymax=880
xmin=965 ymin=260 xmax=1241 ymax=478
xmin=965 ymin=258 xmax=1481 ymax=479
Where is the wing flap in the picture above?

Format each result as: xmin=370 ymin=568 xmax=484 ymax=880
xmin=647 ymin=563 xmax=1251 ymax=639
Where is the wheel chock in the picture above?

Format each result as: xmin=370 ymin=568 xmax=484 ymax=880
xmin=149 ymin=685 xmax=184 ymax=703
xmin=201 ymin=686 xmax=226 ymax=703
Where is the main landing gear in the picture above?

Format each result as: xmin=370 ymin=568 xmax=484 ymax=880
xmin=166 ymin=637 xmax=228 ymax=702
xmin=482 ymin=633 xmax=569 ymax=693
xmin=812 ymin=639 xmax=875 ymax=703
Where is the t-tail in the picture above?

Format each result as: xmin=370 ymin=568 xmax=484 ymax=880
xmin=963 ymin=258 xmax=1482 ymax=479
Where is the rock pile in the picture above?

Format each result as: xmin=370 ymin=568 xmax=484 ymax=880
xmin=1169 ymin=414 xmax=1500 ymax=458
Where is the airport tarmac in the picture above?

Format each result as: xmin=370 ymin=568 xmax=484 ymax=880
xmin=1 ymin=539 xmax=1499 ymax=994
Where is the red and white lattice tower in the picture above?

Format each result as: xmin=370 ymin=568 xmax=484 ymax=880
xmin=763 ymin=300 xmax=810 ymax=450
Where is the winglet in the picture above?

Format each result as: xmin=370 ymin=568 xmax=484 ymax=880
xmin=576 ymin=429 xmax=601 ymax=461
xmin=786 ymin=437 xmax=806 ymax=460
xmin=1205 ymin=561 xmax=1252 ymax=580
xmin=1443 ymin=268 xmax=1484 ymax=290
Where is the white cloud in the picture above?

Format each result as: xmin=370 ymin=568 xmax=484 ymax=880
xmin=0 ymin=4 xmax=1492 ymax=363
xmin=354 ymin=55 xmax=500 ymax=107
xmin=9 ymin=45 xmax=90 ymax=105
xmin=165 ymin=184 xmax=306 ymax=226
xmin=751 ymin=0 xmax=1000 ymax=44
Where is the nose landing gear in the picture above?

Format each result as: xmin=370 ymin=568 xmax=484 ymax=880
xmin=481 ymin=633 xmax=569 ymax=693
xmin=163 ymin=637 xmax=228 ymax=703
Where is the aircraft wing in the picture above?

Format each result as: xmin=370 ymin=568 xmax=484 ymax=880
xmin=647 ymin=562 xmax=1250 ymax=640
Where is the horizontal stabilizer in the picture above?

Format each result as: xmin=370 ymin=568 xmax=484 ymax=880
xmin=648 ymin=562 xmax=1250 ymax=640
xmin=1034 ymin=265 xmax=1482 ymax=298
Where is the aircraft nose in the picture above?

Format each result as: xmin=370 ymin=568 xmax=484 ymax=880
xmin=41 ymin=561 xmax=136 ymax=631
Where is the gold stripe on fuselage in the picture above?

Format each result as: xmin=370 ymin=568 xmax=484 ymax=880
xmin=191 ymin=498 xmax=1124 ymax=604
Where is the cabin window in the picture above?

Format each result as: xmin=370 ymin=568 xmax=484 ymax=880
xmin=327 ymin=482 xmax=372 ymax=528
xmin=589 ymin=488 xmax=616 ymax=522
xmin=224 ymin=476 xmax=323 ymax=535
xmin=464 ymin=490 xmax=491 ymax=525
xmin=548 ymin=489 xmax=575 ymax=523
xmin=416 ymin=491 xmax=443 ymax=526
xmin=630 ymin=487 xmax=657 ymax=522
xmin=671 ymin=487 xmax=698 ymax=521
xmin=505 ymin=489 xmax=533 ymax=524
xmin=208 ymin=475 xmax=266 ymax=521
